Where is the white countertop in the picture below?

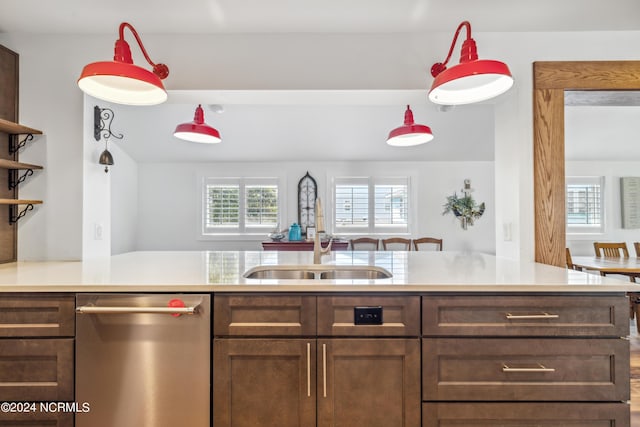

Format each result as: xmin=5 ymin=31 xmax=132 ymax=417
xmin=0 ymin=250 xmax=637 ymax=293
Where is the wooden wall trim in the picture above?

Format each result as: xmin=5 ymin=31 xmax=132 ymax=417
xmin=533 ymin=88 xmax=565 ymax=266
xmin=533 ymin=61 xmax=640 ymax=267
xmin=534 ymin=61 xmax=640 ymax=90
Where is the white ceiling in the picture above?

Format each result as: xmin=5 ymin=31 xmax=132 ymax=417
xmin=2 ymin=0 xmax=640 ymax=34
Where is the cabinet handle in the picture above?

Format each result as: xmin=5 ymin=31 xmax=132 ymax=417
xmin=76 ymin=305 xmax=197 ymax=315
xmin=502 ymin=364 xmax=555 ymax=372
xmin=306 ymin=342 xmax=311 ymax=397
xmin=322 ymin=343 xmax=327 ymax=398
xmin=505 ymin=312 xmax=559 ymax=319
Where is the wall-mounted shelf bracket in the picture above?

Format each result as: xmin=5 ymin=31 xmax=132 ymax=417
xmin=8 ymin=169 xmax=34 ymax=190
xmin=9 ymin=133 xmax=34 ymax=155
xmin=9 ymin=203 xmax=34 ymax=224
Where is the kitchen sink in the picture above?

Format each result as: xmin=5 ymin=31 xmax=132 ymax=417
xmin=243 ymin=265 xmax=392 ymax=280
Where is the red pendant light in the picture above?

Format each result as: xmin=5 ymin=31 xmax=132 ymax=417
xmin=78 ymin=22 xmax=169 ymax=106
xmin=428 ymin=21 xmax=513 ymax=105
xmin=386 ymin=105 xmax=433 ymax=147
xmin=174 ymin=105 xmax=222 ymax=144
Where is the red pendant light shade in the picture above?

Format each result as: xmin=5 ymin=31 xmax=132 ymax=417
xmin=174 ymin=105 xmax=222 ymax=144
xmin=428 ymin=21 xmax=513 ymax=105
xmin=386 ymin=105 xmax=433 ymax=147
xmin=78 ymin=22 xmax=169 ymax=106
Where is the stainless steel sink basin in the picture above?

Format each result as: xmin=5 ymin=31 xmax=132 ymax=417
xmin=243 ymin=265 xmax=392 ymax=280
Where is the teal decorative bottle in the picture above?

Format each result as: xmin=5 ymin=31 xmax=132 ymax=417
xmin=288 ymin=223 xmax=301 ymax=241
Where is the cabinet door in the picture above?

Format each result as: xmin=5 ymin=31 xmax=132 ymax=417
xmin=317 ymin=339 xmax=421 ymax=427
xmin=0 ymin=338 xmax=73 ymax=401
xmin=0 ymin=410 xmax=73 ymax=427
xmin=213 ymin=339 xmax=316 ymax=427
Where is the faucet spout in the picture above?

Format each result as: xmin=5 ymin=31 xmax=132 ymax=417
xmin=313 ymin=236 xmax=333 ymax=264
xmin=312 ymin=198 xmax=332 ymax=264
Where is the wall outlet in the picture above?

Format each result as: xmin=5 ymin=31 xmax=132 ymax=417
xmin=94 ymin=223 xmax=103 ymax=240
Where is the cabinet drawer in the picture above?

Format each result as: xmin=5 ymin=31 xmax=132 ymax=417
xmin=422 ymin=338 xmax=629 ymax=401
xmin=422 ymin=402 xmax=629 ymax=427
xmin=0 ymin=410 xmax=73 ymax=426
xmin=214 ymin=295 xmax=316 ymax=336
xmin=0 ymin=338 xmax=74 ymax=401
xmin=317 ymin=296 xmax=420 ymax=336
xmin=423 ymin=295 xmax=628 ymax=337
xmin=0 ymin=294 xmax=75 ymax=337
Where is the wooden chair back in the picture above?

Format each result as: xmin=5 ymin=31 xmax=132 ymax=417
xmin=635 ymin=242 xmax=640 ymax=257
xmin=381 ymin=237 xmax=412 ymax=251
xmin=350 ymin=237 xmax=379 ymax=251
xmin=413 ymin=237 xmax=443 ymax=251
xmin=565 ymin=248 xmax=581 ymax=270
xmin=593 ymin=242 xmax=629 ymax=258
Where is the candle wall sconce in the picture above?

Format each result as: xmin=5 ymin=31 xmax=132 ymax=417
xmin=94 ymin=105 xmax=123 ymax=172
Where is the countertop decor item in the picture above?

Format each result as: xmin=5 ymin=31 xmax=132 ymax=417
xmin=386 ymin=105 xmax=433 ymax=146
xmin=78 ymin=22 xmax=169 ymax=105
xmin=428 ymin=20 xmax=513 ymax=105
xmin=442 ymin=179 xmax=485 ymax=230
xmin=298 ymin=172 xmax=317 ymax=235
xmin=174 ymin=104 xmax=222 ymax=143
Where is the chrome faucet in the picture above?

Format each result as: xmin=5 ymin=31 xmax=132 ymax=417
xmin=313 ymin=198 xmax=333 ymax=264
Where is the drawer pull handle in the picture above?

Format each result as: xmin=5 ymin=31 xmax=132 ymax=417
xmin=505 ymin=312 xmax=559 ymax=319
xmin=502 ymin=364 xmax=555 ymax=372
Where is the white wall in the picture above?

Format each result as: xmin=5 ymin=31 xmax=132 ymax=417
xmin=135 ymin=161 xmax=495 ymax=253
xmin=0 ymin=30 xmax=638 ymax=260
xmin=110 ymin=142 xmax=138 ymax=255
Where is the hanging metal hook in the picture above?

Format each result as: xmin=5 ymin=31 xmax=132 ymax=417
xmin=94 ymin=106 xmax=124 ymax=141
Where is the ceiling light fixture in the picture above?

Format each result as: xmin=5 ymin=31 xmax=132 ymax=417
xmin=428 ymin=20 xmax=513 ymax=105
xmin=78 ymin=22 xmax=170 ymax=106
xmin=386 ymin=105 xmax=433 ymax=147
xmin=174 ymin=104 xmax=222 ymax=143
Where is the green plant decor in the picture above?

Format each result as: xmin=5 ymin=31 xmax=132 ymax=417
xmin=443 ymin=192 xmax=485 ymax=230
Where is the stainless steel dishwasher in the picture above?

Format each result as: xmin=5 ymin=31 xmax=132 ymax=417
xmin=75 ymin=294 xmax=210 ymax=427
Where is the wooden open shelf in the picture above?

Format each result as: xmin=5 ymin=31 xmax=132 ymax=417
xmin=0 ymin=159 xmax=43 ymax=170
xmin=0 ymin=199 xmax=43 ymax=205
xmin=0 ymin=118 xmax=42 ymax=135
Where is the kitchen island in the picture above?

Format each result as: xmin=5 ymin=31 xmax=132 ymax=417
xmin=0 ymin=250 xmax=636 ymax=427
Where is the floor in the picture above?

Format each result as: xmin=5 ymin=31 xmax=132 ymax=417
xmin=630 ymin=323 xmax=640 ymax=425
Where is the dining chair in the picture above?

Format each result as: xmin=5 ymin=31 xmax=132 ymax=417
xmin=594 ymin=242 xmax=640 ymax=330
xmin=381 ymin=237 xmax=412 ymax=251
xmin=413 ymin=237 xmax=443 ymax=251
xmin=350 ymin=237 xmax=379 ymax=251
xmin=634 ymin=242 xmax=640 ymax=257
xmin=565 ymin=248 xmax=581 ymax=271
xmin=593 ymin=242 xmax=629 ymax=258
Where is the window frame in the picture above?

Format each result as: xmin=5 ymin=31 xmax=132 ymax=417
xmin=565 ymin=175 xmax=605 ymax=236
xmin=201 ymin=176 xmax=283 ymax=238
xmin=331 ymin=175 xmax=412 ymax=235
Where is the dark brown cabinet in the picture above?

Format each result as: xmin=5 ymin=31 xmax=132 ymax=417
xmin=317 ymin=338 xmax=420 ymax=427
xmin=0 ymin=294 xmax=74 ymax=426
xmin=421 ymin=294 xmax=630 ymax=426
xmin=213 ymin=294 xmax=421 ymax=427
xmin=213 ymin=338 xmax=316 ymax=427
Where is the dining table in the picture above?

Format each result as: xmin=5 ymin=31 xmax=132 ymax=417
xmin=571 ymin=256 xmax=640 ymax=281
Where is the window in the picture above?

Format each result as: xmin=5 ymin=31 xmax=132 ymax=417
xmin=333 ymin=176 xmax=410 ymax=234
xmin=203 ymin=177 xmax=280 ymax=235
xmin=566 ymin=176 xmax=604 ymax=234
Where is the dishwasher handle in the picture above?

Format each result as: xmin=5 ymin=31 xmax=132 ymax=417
xmin=76 ymin=302 xmax=198 ymax=315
